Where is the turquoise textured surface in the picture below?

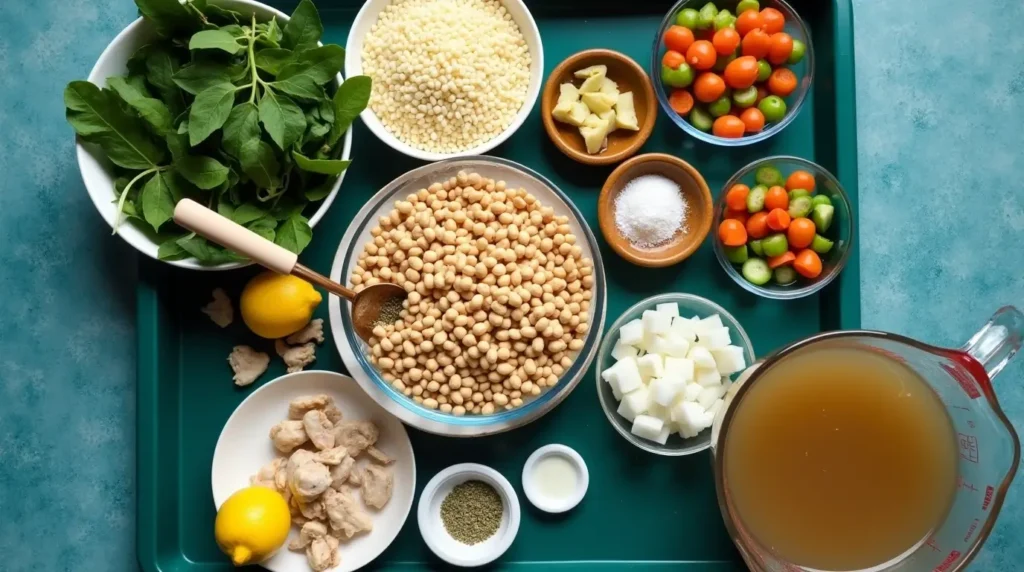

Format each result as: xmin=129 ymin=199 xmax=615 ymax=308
xmin=0 ymin=1 xmax=1021 ymax=571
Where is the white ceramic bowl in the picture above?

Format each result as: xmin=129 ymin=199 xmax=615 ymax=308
xmin=521 ymin=444 xmax=589 ymax=513
xmin=76 ymin=0 xmax=352 ymax=270
xmin=212 ymin=371 xmax=415 ymax=572
xmin=417 ymin=463 xmax=521 ymax=567
xmin=344 ymin=0 xmax=543 ymax=161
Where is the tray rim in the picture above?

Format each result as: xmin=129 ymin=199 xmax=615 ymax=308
xmin=135 ymin=0 xmax=860 ymax=569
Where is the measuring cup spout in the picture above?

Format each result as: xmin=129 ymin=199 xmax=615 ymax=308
xmin=961 ymin=306 xmax=1024 ymax=381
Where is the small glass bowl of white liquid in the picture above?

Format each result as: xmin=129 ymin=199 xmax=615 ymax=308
xmin=521 ymin=444 xmax=589 ymax=513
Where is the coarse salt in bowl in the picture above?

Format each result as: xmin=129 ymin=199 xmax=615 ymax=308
xmin=345 ymin=0 xmax=544 ymax=161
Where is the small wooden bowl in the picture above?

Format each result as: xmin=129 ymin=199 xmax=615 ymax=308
xmin=598 ymin=154 xmax=713 ymax=267
xmin=541 ymin=49 xmax=656 ymax=166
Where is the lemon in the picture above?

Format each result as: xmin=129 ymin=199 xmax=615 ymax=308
xmin=215 ymin=486 xmax=291 ymax=566
xmin=240 ymin=271 xmax=322 ymax=339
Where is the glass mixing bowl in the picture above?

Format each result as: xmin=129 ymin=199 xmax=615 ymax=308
xmin=328 ymin=157 xmax=607 ymax=437
xmin=712 ymin=156 xmax=854 ymax=299
xmin=651 ymin=0 xmax=814 ymax=146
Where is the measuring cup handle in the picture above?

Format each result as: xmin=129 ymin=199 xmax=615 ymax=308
xmin=961 ymin=306 xmax=1024 ymax=381
xmin=173 ymin=199 xmax=298 ymax=275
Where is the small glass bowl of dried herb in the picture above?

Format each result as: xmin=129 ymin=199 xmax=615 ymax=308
xmin=417 ymin=463 xmax=521 ymax=567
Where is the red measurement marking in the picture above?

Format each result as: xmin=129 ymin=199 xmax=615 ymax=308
xmin=956 ymin=476 xmax=978 ymax=492
xmin=933 ymin=550 xmax=962 ymax=572
xmin=943 ymin=362 xmax=981 ymax=399
xmin=958 ymin=433 xmax=980 ymax=463
xmin=925 ymin=537 xmax=941 ymax=552
xmin=964 ymin=519 xmax=980 ymax=542
xmin=983 ymin=485 xmax=995 ymax=510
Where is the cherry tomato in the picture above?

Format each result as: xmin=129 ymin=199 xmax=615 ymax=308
xmin=712 ymin=114 xmax=746 ymax=138
xmin=756 ymin=85 xmax=769 ymax=103
xmin=718 ymin=218 xmax=748 ymax=246
xmin=664 ymin=25 xmax=696 ymax=54
xmin=668 ymin=89 xmax=694 ymax=115
xmin=746 ymin=211 xmax=770 ymax=239
xmin=767 ymin=32 xmax=794 ymax=65
xmin=693 ymin=72 xmax=727 ymax=103
xmin=767 ymin=67 xmax=798 ymax=97
xmin=724 ymin=208 xmax=750 ymax=225
xmin=787 ymin=217 xmax=816 ymax=249
xmin=712 ymin=28 xmax=741 ymax=56
xmin=723 ymin=55 xmax=759 ymax=89
xmin=764 ymin=185 xmax=789 ymax=210
xmin=794 ymin=249 xmax=823 ymax=279
xmin=663 ymin=50 xmax=686 ymax=69
xmin=686 ymin=40 xmax=718 ymax=70
xmin=785 ymin=170 xmax=816 ymax=192
xmin=741 ymin=29 xmax=771 ymax=59
xmin=740 ymin=107 xmax=765 ymax=132
xmin=760 ymin=7 xmax=786 ymax=34
xmin=726 ymin=184 xmax=750 ymax=211
xmin=735 ymin=10 xmax=764 ymax=36
xmin=766 ymin=207 xmax=791 ymax=231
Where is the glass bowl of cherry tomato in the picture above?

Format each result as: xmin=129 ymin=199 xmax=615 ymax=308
xmin=712 ymin=156 xmax=853 ymax=299
xmin=652 ymin=0 xmax=813 ymax=145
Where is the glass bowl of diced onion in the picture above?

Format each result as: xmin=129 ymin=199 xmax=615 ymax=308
xmin=595 ymin=293 xmax=755 ymax=456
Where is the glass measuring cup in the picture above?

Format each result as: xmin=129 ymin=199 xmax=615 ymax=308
xmin=710 ymin=306 xmax=1023 ymax=572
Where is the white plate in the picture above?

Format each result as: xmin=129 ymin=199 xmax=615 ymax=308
xmin=211 ymin=370 xmax=415 ymax=572
xmin=78 ymin=0 xmax=351 ymax=270
xmin=417 ymin=463 xmax=521 ymax=567
xmin=344 ymin=0 xmax=543 ymax=161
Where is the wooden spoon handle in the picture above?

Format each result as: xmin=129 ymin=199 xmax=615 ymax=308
xmin=293 ymin=264 xmax=356 ymax=301
xmin=173 ymin=199 xmax=297 ymax=274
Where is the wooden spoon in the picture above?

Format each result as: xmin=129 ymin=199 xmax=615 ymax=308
xmin=173 ymin=199 xmax=406 ymax=343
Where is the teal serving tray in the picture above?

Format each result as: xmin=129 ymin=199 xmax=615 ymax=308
xmin=137 ymin=0 xmax=859 ymax=569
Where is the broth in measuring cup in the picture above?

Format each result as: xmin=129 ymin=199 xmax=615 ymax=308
xmin=724 ymin=347 xmax=958 ymax=570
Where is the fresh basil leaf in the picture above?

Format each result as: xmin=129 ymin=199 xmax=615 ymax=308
xmin=220 ymin=24 xmax=246 ymax=38
xmin=202 ymin=4 xmax=242 ymax=25
xmin=282 ymin=0 xmax=322 ymax=52
xmin=188 ymin=29 xmax=244 ymax=54
xmin=144 ymin=45 xmax=186 ymax=115
xmin=164 ymin=168 xmax=196 ymax=202
xmin=176 ymin=235 xmax=244 ymax=263
xmin=291 ymin=151 xmax=350 ymax=175
xmin=304 ymin=178 xmax=335 ymax=202
xmin=317 ymin=98 xmax=334 ymax=124
xmin=217 ymin=202 xmax=236 ymax=218
xmin=230 ymin=202 xmax=268 ymax=225
xmin=189 ymin=82 xmax=237 ymax=146
xmin=308 ymin=122 xmax=330 ymax=140
xmin=254 ymin=48 xmax=292 ymax=76
xmin=64 ymin=81 xmax=166 ymax=169
xmin=270 ymin=194 xmax=307 ymax=219
xmin=327 ymin=75 xmax=370 ymax=146
xmin=265 ymin=18 xmax=283 ymax=44
xmin=157 ymin=235 xmax=190 ymax=260
xmin=247 ymin=215 xmax=278 ymax=242
xmin=275 ymin=213 xmax=313 ymax=254
xmin=276 ymin=45 xmax=343 ymax=85
xmin=240 ymin=139 xmax=280 ymax=189
xmin=221 ymin=102 xmax=260 ymax=160
xmin=176 ymin=119 xmax=189 ymax=135
xmin=258 ymin=91 xmax=305 ymax=150
xmin=140 ymin=171 xmax=175 ymax=232
xmin=134 ymin=0 xmax=197 ymax=37
xmin=107 ymin=76 xmax=173 ymax=133
xmin=172 ymin=61 xmax=233 ymax=95
xmin=165 ymin=131 xmax=189 ymax=160
xmin=127 ymin=44 xmax=153 ymax=76
xmin=269 ymin=75 xmax=324 ymax=102
xmin=175 ymin=155 xmax=228 ymax=189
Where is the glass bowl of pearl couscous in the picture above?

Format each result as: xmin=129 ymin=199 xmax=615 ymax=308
xmin=328 ymin=157 xmax=607 ymax=437
xmin=345 ymin=0 xmax=544 ymax=161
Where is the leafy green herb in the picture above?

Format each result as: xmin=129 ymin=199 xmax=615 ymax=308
xmin=64 ymin=0 xmax=369 ymax=264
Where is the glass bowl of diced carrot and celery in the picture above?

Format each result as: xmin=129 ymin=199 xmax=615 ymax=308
xmin=712 ymin=156 xmax=853 ymax=299
xmin=651 ymin=0 xmax=813 ymax=145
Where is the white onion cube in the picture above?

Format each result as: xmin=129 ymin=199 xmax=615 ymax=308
xmin=600 ymin=365 xmax=618 ymax=384
xmin=619 ymin=319 xmax=644 ymax=346
xmin=694 ymin=314 xmax=724 ymax=335
xmin=697 ymin=410 xmax=716 ymax=430
xmin=642 ymin=310 xmax=672 ymax=335
xmin=695 ymin=368 xmax=721 ymax=388
xmin=682 ymin=382 xmax=703 ymax=402
xmin=611 ymin=384 xmax=622 ymax=400
xmin=631 ymin=415 xmax=664 ymax=441
xmin=617 ymin=387 xmax=650 ymax=422
xmin=711 ymin=346 xmax=747 ymax=375
xmin=688 ymin=346 xmax=717 ymax=370
xmin=647 ymin=403 xmax=670 ymax=423
xmin=655 ymin=302 xmax=680 ymax=317
xmin=612 ymin=358 xmax=643 ymax=394
xmin=663 ymin=357 xmax=695 ymax=383
xmin=697 ymin=384 xmax=726 ymax=410
xmin=653 ymin=425 xmax=671 ymax=445
xmin=650 ymin=377 xmax=685 ymax=407
xmin=661 ymin=334 xmax=691 ymax=358
xmin=702 ymin=327 xmax=732 ymax=349
xmin=637 ymin=353 xmax=664 ymax=379
xmin=646 ymin=335 xmax=673 ymax=357
xmin=672 ymin=401 xmax=705 ymax=428
xmin=611 ymin=341 xmax=640 ymax=361
xmin=707 ymin=398 xmax=724 ymax=417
